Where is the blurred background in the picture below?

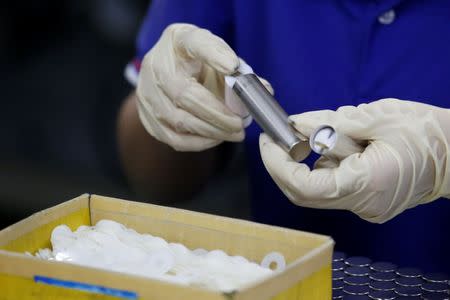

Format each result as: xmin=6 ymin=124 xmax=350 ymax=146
xmin=1 ymin=1 xmax=448 ymax=276
xmin=0 ymin=0 xmax=250 ymax=229
xmin=0 ymin=0 xmax=147 ymax=228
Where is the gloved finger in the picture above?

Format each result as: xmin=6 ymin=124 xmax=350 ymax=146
xmin=138 ymin=91 xmax=244 ymax=144
xmin=174 ymin=108 xmax=244 ymax=142
xmin=164 ymin=127 xmax=223 ymax=152
xmin=151 ymin=101 xmax=244 ymax=142
xmin=259 ymin=133 xmax=367 ymax=210
xmin=174 ymin=25 xmax=239 ymax=74
xmin=314 ymin=156 xmax=338 ymax=169
xmin=166 ymin=132 xmax=223 ymax=152
xmin=257 ymin=76 xmax=274 ymax=95
xmin=137 ymin=106 xmax=222 ymax=152
xmin=164 ymin=129 xmax=222 ymax=152
xmin=157 ymin=105 xmax=244 ymax=142
xmin=161 ymin=75 xmax=244 ymax=133
xmin=288 ymin=105 xmax=376 ymax=140
xmin=260 ymin=133 xmax=336 ymax=201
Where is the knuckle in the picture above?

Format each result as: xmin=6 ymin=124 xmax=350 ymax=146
xmin=174 ymin=121 xmax=187 ymax=133
xmin=164 ymin=23 xmax=185 ymax=34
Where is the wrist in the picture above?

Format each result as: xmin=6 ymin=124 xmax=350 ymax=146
xmin=436 ymin=108 xmax=450 ymax=197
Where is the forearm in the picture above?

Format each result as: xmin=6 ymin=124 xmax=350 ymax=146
xmin=117 ymin=92 xmax=222 ymax=203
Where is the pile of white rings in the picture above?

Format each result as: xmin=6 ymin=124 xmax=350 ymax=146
xmin=31 ymin=220 xmax=286 ymax=292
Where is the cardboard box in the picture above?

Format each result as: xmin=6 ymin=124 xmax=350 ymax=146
xmin=0 ymin=194 xmax=334 ymax=299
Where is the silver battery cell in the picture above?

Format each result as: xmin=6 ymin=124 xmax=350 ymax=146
xmin=421 ymin=282 xmax=449 ymax=293
xmin=333 ymin=270 xmax=346 ymax=281
xmin=370 ymin=262 xmax=397 ymax=273
xmin=231 ymin=73 xmax=309 ymax=162
xmin=333 ymin=261 xmax=346 ymax=271
xmin=394 ymin=286 xmax=422 ymax=297
xmin=333 ymin=280 xmax=344 ymax=290
xmin=310 ymin=125 xmax=363 ymax=161
xmin=369 ymin=280 xmax=396 ymax=291
xmin=368 ymin=290 xmax=396 ymax=300
xmin=395 ymin=277 xmax=423 ymax=287
xmin=396 ymin=268 xmax=422 ymax=278
xmin=345 ymin=256 xmax=372 ymax=267
xmin=333 ymin=251 xmax=347 ymax=262
xmin=422 ymin=273 xmax=450 ymax=283
xmin=343 ymin=284 xmax=370 ymax=295
xmin=344 ymin=266 xmax=371 ymax=277
xmin=369 ymin=272 xmax=397 ymax=282
xmin=344 ymin=276 xmax=370 ymax=286
xmin=225 ymin=59 xmax=361 ymax=162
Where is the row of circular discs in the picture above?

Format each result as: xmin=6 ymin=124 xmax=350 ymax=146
xmin=331 ymin=252 xmax=450 ymax=300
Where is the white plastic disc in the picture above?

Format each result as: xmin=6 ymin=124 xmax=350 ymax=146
xmin=261 ymin=252 xmax=286 ymax=272
xmin=148 ymin=250 xmax=175 ymax=275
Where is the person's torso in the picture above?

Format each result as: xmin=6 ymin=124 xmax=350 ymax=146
xmin=230 ymin=0 xmax=450 ymax=272
xmin=136 ymin=0 xmax=450 ymax=272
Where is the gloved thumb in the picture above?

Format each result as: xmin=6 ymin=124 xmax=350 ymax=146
xmin=288 ymin=105 xmax=374 ymax=140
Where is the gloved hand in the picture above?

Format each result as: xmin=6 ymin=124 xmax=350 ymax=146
xmin=136 ymin=23 xmax=272 ymax=151
xmin=260 ymin=99 xmax=450 ymax=223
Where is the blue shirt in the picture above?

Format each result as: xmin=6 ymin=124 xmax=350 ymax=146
xmin=132 ymin=0 xmax=450 ymax=272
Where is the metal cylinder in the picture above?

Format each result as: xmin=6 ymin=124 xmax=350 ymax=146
xmin=232 ymin=73 xmax=309 ymax=161
xmin=309 ymin=125 xmax=363 ymax=161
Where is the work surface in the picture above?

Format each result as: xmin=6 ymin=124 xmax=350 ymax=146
xmin=332 ymin=251 xmax=450 ymax=299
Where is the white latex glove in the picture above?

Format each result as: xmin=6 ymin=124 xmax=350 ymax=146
xmin=260 ymin=99 xmax=450 ymax=223
xmin=136 ymin=23 xmax=272 ymax=151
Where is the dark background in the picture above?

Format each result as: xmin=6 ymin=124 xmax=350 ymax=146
xmin=0 ymin=0 xmax=251 ymax=229
xmin=0 ymin=0 xmax=149 ymax=228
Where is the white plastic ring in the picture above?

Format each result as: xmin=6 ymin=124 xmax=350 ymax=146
xmin=261 ymin=252 xmax=286 ymax=272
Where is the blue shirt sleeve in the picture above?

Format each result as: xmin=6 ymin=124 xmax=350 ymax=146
xmin=135 ymin=0 xmax=234 ymax=62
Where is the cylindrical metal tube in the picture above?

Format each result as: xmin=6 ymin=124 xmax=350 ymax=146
xmin=232 ymin=73 xmax=308 ymax=161
xmin=309 ymin=125 xmax=363 ymax=161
